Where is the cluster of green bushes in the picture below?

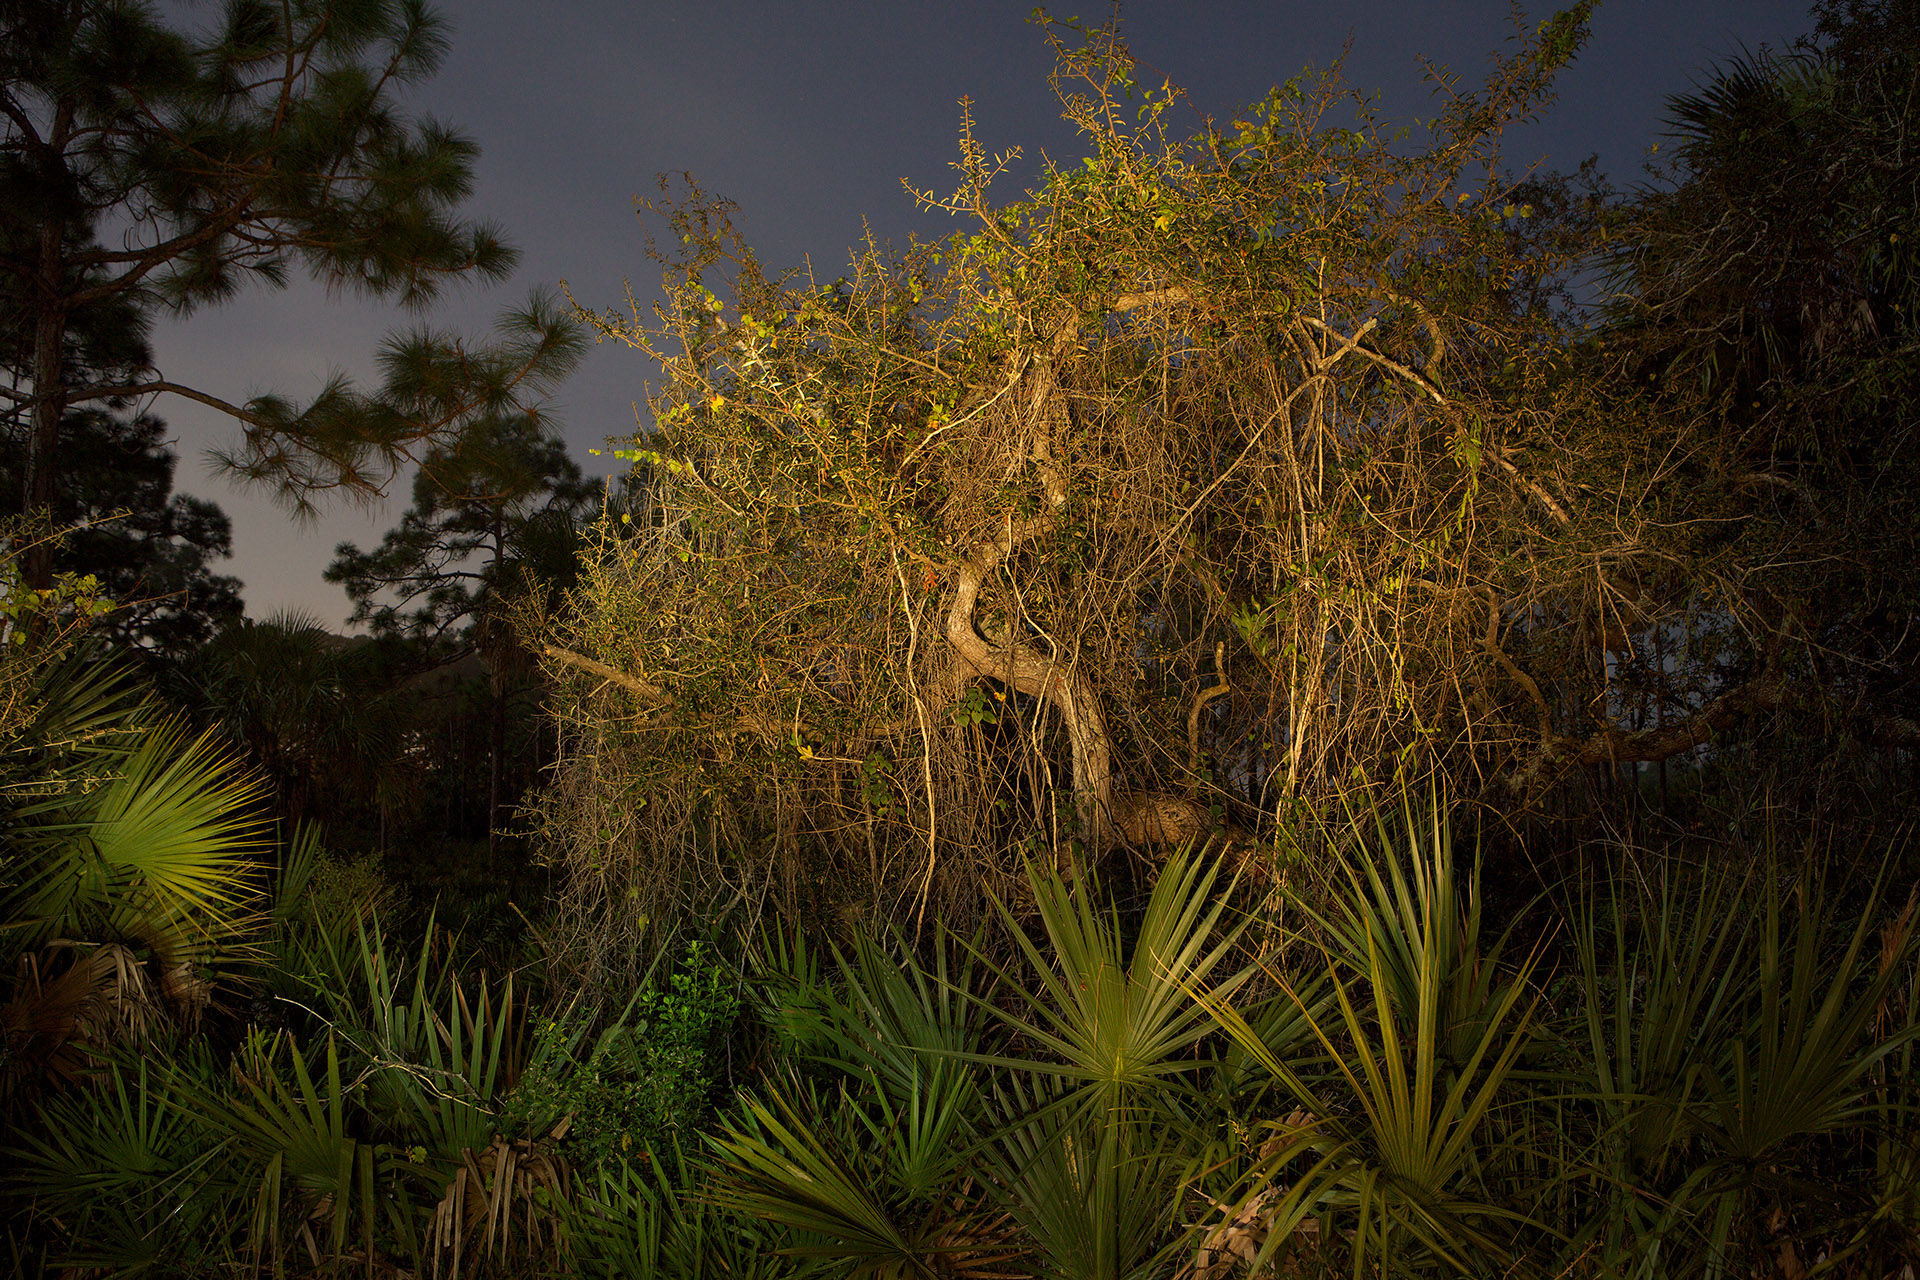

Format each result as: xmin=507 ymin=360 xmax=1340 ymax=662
xmin=6 ymin=753 xmax=1917 ymax=1276
xmin=582 ymin=823 xmax=1920 ymax=1279
xmin=1 ymin=892 xmax=740 ymax=1277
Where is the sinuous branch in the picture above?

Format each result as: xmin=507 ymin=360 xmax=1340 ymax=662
xmin=1509 ymin=673 xmax=1788 ymax=800
xmin=939 ymin=333 xmax=1219 ymax=851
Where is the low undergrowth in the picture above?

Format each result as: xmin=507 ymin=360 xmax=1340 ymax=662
xmin=4 ymin=796 xmax=1917 ymax=1278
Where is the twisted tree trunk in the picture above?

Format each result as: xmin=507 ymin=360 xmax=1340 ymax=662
xmin=940 ymin=334 xmax=1215 ymax=853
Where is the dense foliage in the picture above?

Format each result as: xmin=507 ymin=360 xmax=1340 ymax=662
xmin=5 ymin=2 xmax=1920 ymax=1277
xmin=328 ymin=397 xmax=597 ymax=843
xmin=4 ymin=774 xmax=1916 ymax=1277
xmin=1597 ymin=0 xmax=1920 ymax=825
xmin=536 ymin=6 xmax=1891 ymax=949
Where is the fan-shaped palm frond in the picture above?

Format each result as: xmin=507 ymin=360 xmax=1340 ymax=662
xmin=208 ymin=1031 xmax=402 ymax=1274
xmin=7 ymin=716 xmax=269 ymax=969
xmin=716 ymin=927 xmax=1015 ymax=1279
xmin=4 ymin=1049 xmax=237 ymax=1278
xmin=1569 ymin=859 xmax=1920 ymax=1277
xmin=969 ymin=844 xmax=1252 ymax=1116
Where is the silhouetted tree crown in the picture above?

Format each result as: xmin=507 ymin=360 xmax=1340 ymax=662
xmin=1 ymin=0 xmax=520 ymax=586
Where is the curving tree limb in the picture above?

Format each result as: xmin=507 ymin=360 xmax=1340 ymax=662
xmin=940 ymin=331 xmax=1219 ymax=852
xmin=1507 ymin=672 xmax=1788 ymax=801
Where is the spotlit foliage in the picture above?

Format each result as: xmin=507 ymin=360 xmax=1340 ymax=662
xmin=7 ymin=3 xmax=1920 ymax=1278
xmin=535 ymin=3 xmax=1770 ymax=937
xmin=2 ymin=650 xmax=272 ymax=1089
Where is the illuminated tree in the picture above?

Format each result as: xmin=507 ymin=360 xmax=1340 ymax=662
xmin=536 ymin=9 xmax=1662 ymax=937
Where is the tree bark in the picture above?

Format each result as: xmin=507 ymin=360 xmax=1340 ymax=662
xmin=1508 ymin=672 xmax=1788 ymax=801
xmin=945 ymin=513 xmax=1119 ymax=844
xmin=941 ymin=337 xmax=1216 ymax=854
xmin=487 ymin=514 xmax=506 ymax=861
xmin=23 ymin=222 xmax=68 ymax=593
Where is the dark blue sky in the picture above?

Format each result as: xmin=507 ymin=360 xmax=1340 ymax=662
xmin=149 ymin=1 xmax=1814 ymax=627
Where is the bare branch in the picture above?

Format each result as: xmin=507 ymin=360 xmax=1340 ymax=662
xmin=1510 ymin=673 xmax=1788 ymax=799
xmin=541 ymin=646 xmax=668 ymax=704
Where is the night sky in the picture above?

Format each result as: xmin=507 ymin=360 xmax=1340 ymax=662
xmin=148 ymin=1 xmax=1814 ymax=628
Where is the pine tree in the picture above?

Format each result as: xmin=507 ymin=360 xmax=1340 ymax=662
xmin=0 ymin=0 xmax=525 ymax=589
xmin=329 ymin=408 xmax=595 ymax=849
xmin=1 ymin=232 xmax=241 ymax=660
xmin=0 ymin=399 xmax=243 ymax=661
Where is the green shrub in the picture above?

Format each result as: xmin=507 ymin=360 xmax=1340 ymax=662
xmin=511 ymin=940 xmax=741 ymax=1171
xmin=301 ymin=850 xmax=403 ymax=929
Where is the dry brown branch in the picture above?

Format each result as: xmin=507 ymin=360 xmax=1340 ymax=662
xmin=1510 ymin=672 xmax=1788 ymax=799
xmin=1 ymin=942 xmax=167 ymax=1094
xmin=940 ymin=329 xmax=1219 ymax=852
xmin=1480 ymin=593 xmax=1554 ymax=737
xmin=540 ymin=645 xmax=666 ymax=703
xmin=1111 ymin=285 xmax=1198 ymax=313
xmin=1488 ymin=448 xmax=1572 ymax=527
xmin=1187 ymin=642 xmax=1230 ymax=782
xmin=891 ymin=546 xmax=942 ymax=926
xmin=1868 ymin=712 xmax=1920 ymax=746
xmin=945 ymin=511 xmax=1119 ymax=844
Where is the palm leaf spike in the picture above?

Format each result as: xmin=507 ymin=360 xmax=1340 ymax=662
xmin=967 ymin=842 xmax=1253 ymax=1120
xmin=1568 ymin=862 xmax=1747 ymax=1274
xmin=2 ymin=656 xmax=146 ymax=789
xmin=1198 ymin=793 xmax=1545 ymax=1278
xmin=1690 ymin=864 xmax=1920 ymax=1274
xmin=1325 ymin=924 xmax=1539 ymax=1271
xmin=732 ymin=923 xmax=1016 ymax=1275
xmin=956 ymin=844 xmax=1252 ymax=1280
xmin=4 ymin=696 xmax=271 ymax=1077
xmin=845 ymin=1030 xmax=979 ymax=1204
xmin=269 ymin=823 xmax=328 ymax=922
xmin=219 ymin=1032 xmax=386 ymax=1275
xmin=429 ymin=1122 xmax=570 ymax=1280
xmin=711 ymin=1084 xmax=952 ymax=1277
xmin=3 ymin=1049 xmax=235 ymax=1274
xmin=1613 ymin=862 xmax=1754 ymax=1172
